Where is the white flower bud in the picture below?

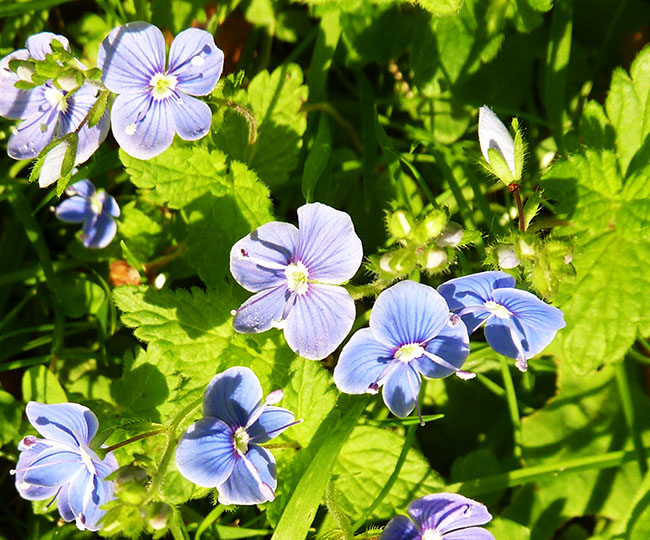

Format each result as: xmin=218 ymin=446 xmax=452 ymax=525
xmin=497 ymin=244 xmax=520 ymax=269
xmin=478 ymin=106 xmax=516 ymax=176
xmin=437 ymin=222 xmax=463 ymax=247
xmin=39 ymin=141 xmax=70 ymax=188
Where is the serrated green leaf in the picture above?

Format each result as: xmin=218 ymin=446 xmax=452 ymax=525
xmin=416 ymin=0 xmax=464 ymax=16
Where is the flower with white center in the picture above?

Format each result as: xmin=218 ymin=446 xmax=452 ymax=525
xmin=11 ymin=402 xmax=118 ymax=531
xmin=97 ymin=22 xmax=224 ymax=159
xmin=333 ymin=280 xmax=470 ymax=421
xmin=55 ymin=179 xmax=120 ymax=249
xmin=230 ymin=202 xmax=363 ymax=360
xmin=175 ymin=367 xmax=299 ymax=505
xmin=438 ymin=271 xmax=566 ymax=372
xmin=380 ymin=493 xmax=495 ymax=540
xmin=0 ymin=33 xmax=109 ymax=165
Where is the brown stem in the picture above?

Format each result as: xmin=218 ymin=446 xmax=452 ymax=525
xmin=103 ymin=428 xmax=167 ymax=454
xmin=509 ymin=183 xmax=526 ymax=232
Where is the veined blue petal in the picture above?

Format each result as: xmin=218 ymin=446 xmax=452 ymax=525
xmin=284 ymin=283 xmax=355 ymax=360
xmin=109 ymin=92 xmax=174 ymax=160
xmin=97 ymin=22 xmax=165 ymax=94
xmin=175 ymin=418 xmax=237 ymax=488
xmin=82 ymin=212 xmax=116 ymax=249
xmin=26 ymin=402 xmax=99 ymax=447
xmin=408 ymin=493 xmax=493 ymax=534
xmin=25 ymin=32 xmax=69 ymax=60
xmin=382 ymin=363 xmax=421 ymax=418
xmin=248 ymin=406 xmax=295 ymax=443
xmin=295 ymin=203 xmax=363 ymax=284
xmin=22 ymin=446 xmax=84 ymax=487
xmin=371 ymin=281 xmax=449 ymax=349
xmin=77 ymin=474 xmax=114 ymax=531
xmin=168 ymin=28 xmax=224 ymax=96
xmin=438 ymin=271 xmax=515 ymax=334
xmin=230 ymin=221 xmax=298 ymax=293
xmin=13 ymin=440 xmax=61 ymax=500
xmin=217 ymin=445 xmax=277 ymax=505
xmin=333 ymin=328 xmax=394 ymax=394
xmin=379 ymin=515 xmax=419 ymax=540
xmin=57 ymin=483 xmax=76 ymax=522
xmin=55 ymin=196 xmax=92 ymax=223
xmin=66 ymin=179 xmax=95 ymax=198
xmin=66 ymin=466 xmax=94 ymax=527
xmin=168 ymin=91 xmax=212 ymax=141
xmin=441 ymin=529 xmax=495 ymax=540
xmin=203 ymin=367 xmax=263 ymax=427
xmin=414 ymin=317 xmax=470 ymax=379
xmin=7 ymin=104 xmax=58 ymax=160
xmin=491 ymin=288 xmax=565 ymax=331
xmin=0 ymin=50 xmax=41 ymax=120
xmin=233 ymin=285 xmax=290 ymax=334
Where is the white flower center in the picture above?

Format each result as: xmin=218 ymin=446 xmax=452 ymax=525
xmin=234 ymin=426 xmax=250 ymax=454
xmin=44 ymin=86 xmax=68 ymax=113
xmin=285 ymin=262 xmax=309 ymax=295
xmin=421 ymin=530 xmax=443 ymax=540
xmin=395 ymin=343 xmax=425 ymax=363
xmin=89 ymin=191 xmax=104 ymax=215
xmin=149 ymin=73 xmax=178 ymax=101
xmin=484 ymin=300 xmax=512 ymax=319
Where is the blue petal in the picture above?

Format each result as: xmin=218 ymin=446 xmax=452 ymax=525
xmin=102 ymin=192 xmax=120 ymax=218
xmin=7 ymin=102 xmax=58 ymax=159
xmin=414 ymin=317 xmax=470 ymax=378
xmin=230 ymin=221 xmax=299 ymax=293
xmin=333 ymin=328 xmax=394 ymax=394
xmin=295 ymin=203 xmax=363 ymax=283
xmin=379 ymin=515 xmax=420 ymax=540
xmin=175 ymin=418 xmax=236 ymax=487
xmin=66 ymin=466 xmax=94 ymax=527
xmin=440 ymin=529 xmax=495 ymax=540
xmin=169 ymin=92 xmax=213 ymax=140
xmin=203 ymin=367 xmax=263 ymax=427
xmin=13 ymin=440 xmax=60 ymax=500
xmin=284 ymin=283 xmax=356 ymax=360
xmin=233 ymin=285 xmax=290 ymax=334
xmin=97 ymin=22 xmax=164 ymax=94
xmin=217 ymin=445 xmax=277 ymax=505
xmin=82 ymin=212 xmax=117 ymax=249
xmin=22 ymin=446 xmax=84 ymax=487
xmin=438 ymin=271 xmax=515 ymax=334
xmin=56 ymin=483 xmax=76 ymax=522
xmin=248 ymin=406 xmax=295 ymax=443
xmin=492 ymin=288 xmax=565 ymax=331
xmin=25 ymin=32 xmax=69 ymax=60
xmin=382 ymin=362 xmax=421 ymax=418
xmin=26 ymin=402 xmax=99 ymax=447
xmin=371 ymin=280 xmax=449 ymax=348
xmin=407 ymin=493 xmax=493 ymax=533
xmin=66 ymin=179 xmax=95 ymax=198
xmin=77 ymin=475 xmax=114 ymax=531
xmin=109 ymin=92 xmax=174 ymax=160
xmin=0 ymin=50 xmax=41 ymax=120
xmin=168 ymin=28 xmax=224 ymax=96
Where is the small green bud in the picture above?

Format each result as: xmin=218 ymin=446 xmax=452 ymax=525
xmin=114 ymin=465 xmax=148 ymax=488
xmin=56 ymin=71 xmax=80 ymax=92
xmin=147 ymin=502 xmax=171 ymax=531
xmin=417 ymin=209 xmax=447 ymax=241
xmin=387 ymin=210 xmax=413 ymax=239
xmin=518 ymin=237 xmax=535 ymax=257
xmin=380 ymin=249 xmax=416 ymax=275
xmin=496 ymin=244 xmax=520 ymax=269
xmin=437 ymin=222 xmax=463 ymax=247
xmin=418 ymin=247 xmax=448 ymax=271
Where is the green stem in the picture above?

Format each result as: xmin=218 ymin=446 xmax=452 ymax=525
xmin=499 ymin=355 xmax=522 ymax=459
xmin=195 ymin=504 xmax=227 ymax=540
xmin=103 ymin=428 xmax=167 ymax=454
xmin=352 ymin=422 xmax=418 ymax=531
xmin=614 ymin=360 xmax=648 ymax=474
xmin=446 ymin=447 xmax=650 ymax=496
xmin=475 ymin=374 xmax=534 ymax=415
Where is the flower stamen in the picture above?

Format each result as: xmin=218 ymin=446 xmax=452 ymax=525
xmin=149 ymin=73 xmax=178 ymax=101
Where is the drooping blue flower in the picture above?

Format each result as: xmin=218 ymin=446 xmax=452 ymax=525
xmin=438 ymin=271 xmax=566 ymax=372
xmin=55 ymin=179 xmax=120 ymax=249
xmin=11 ymin=401 xmax=119 ymax=531
xmin=230 ymin=202 xmax=363 ymax=360
xmin=175 ymin=367 xmax=298 ymax=505
xmin=97 ymin=22 xmax=224 ymax=159
xmin=333 ymin=280 xmax=470 ymax=420
xmin=380 ymin=493 xmax=495 ymax=540
xmin=0 ymin=33 xmax=109 ymax=173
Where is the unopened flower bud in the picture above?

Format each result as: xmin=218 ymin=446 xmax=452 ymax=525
xmin=518 ymin=238 xmax=535 ymax=257
xmin=497 ymin=244 xmax=520 ymax=269
xmin=57 ymin=72 xmax=80 ymax=93
xmin=147 ymin=502 xmax=171 ymax=531
xmin=437 ymin=222 xmax=463 ymax=247
xmin=16 ymin=63 xmax=35 ymax=83
xmin=418 ymin=210 xmax=447 ymax=241
xmin=387 ymin=210 xmax=413 ymax=239
xmin=114 ymin=465 xmax=147 ymax=488
xmin=419 ymin=248 xmax=448 ymax=271
xmin=390 ymin=249 xmax=416 ymax=274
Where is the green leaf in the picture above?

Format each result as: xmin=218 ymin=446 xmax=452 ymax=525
xmin=416 ymin=0 xmax=464 ymax=16
xmin=0 ymin=390 xmax=22 ymax=444
xmin=22 ymin=365 xmax=67 ymax=404
xmin=302 ymin=113 xmax=331 ymax=201
xmin=151 ymin=0 xmax=206 ymax=34
xmin=332 ymin=425 xmax=445 ymax=521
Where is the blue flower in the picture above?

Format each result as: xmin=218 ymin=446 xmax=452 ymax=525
xmin=55 ymin=179 xmax=120 ymax=249
xmin=97 ymin=22 xmax=224 ymax=159
xmin=380 ymin=493 xmax=495 ymax=540
xmin=11 ymin=402 xmax=119 ymax=531
xmin=175 ymin=367 xmax=298 ymax=505
xmin=0 ymin=33 xmax=109 ymax=170
xmin=230 ymin=202 xmax=363 ymax=360
xmin=333 ymin=280 xmax=470 ymax=420
xmin=438 ymin=271 xmax=566 ymax=372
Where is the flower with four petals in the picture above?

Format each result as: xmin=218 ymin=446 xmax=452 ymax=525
xmin=0 ymin=33 xmax=109 ymax=177
xmin=97 ymin=21 xmax=224 ymax=159
xmin=380 ymin=493 xmax=495 ymax=540
xmin=175 ymin=367 xmax=298 ymax=505
xmin=334 ymin=280 xmax=470 ymax=420
xmin=438 ymin=270 xmax=566 ymax=372
xmin=230 ymin=202 xmax=363 ymax=360
xmin=11 ymin=402 xmax=118 ymax=531
xmin=55 ymin=179 xmax=120 ymax=248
